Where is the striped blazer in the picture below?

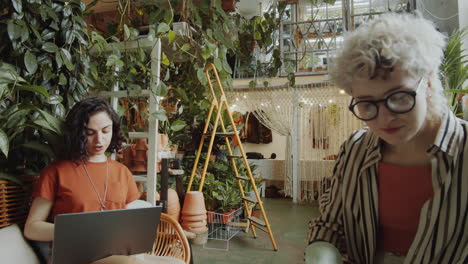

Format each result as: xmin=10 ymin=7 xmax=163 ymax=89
xmin=308 ymin=111 xmax=468 ymax=264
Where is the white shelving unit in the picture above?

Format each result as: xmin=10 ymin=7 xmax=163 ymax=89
xmin=91 ymin=37 xmax=161 ymax=205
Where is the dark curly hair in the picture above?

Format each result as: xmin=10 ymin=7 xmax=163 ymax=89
xmin=60 ymin=97 xmax=125 ymax=162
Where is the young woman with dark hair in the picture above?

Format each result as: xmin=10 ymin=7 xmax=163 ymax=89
xmin=24 ymin=97 xmax=140 ymax=262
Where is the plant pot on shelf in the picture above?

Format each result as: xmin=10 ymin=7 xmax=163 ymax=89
xmin=131 ymin=160 xmax=147 ymax=173
xmin=158 ymin=134 xmax=169 ymax=152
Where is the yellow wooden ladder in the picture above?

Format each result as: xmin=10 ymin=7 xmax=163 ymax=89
xmin=186 ymin=63 xmax=278 ymax=251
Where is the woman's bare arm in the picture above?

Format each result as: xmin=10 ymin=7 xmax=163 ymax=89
xmin=24 ymin=197 xmax=54 ymax=241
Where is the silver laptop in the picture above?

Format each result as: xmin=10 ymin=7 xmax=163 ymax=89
xmin=52 ymin=206 xmax=162 ymax=264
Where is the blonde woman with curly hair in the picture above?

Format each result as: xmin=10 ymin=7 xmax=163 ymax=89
xmin=306 ymin=12 xmax=467 ymax=264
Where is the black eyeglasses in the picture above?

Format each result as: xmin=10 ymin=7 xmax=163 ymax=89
xmin=348 ymin=78 xmax=424 ymax=121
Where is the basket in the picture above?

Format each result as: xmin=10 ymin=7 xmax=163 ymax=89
xmin=203 ymin=207 xmax=243 ymax=251
xmin=0 ymin=176 xmax=36 ymax=229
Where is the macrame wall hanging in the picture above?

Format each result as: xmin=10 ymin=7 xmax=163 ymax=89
xmin=226 ymin=81 xmax=363 ymax=202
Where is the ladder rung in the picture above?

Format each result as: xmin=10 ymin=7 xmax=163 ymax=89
xmin=242 ymin=196 xmax=257 ymax=204
xmin=226 ymin=221 xmax=249 ymax=228
xmin=248 ymin=216 xmax=266 ymax=227
xmin=235 ymin=175 xmax=250 ymax=181
xmin=203 ymin=132 xmax=235 ymax=137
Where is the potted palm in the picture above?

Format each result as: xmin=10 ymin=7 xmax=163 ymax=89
xmin=441 ymin=28 xmax=468 ymax=117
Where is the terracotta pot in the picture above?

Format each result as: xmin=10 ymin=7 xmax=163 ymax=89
xmin=184 ymin=226 xmax=208 ymax=234
xmin=135 ymin=138 xmax=148 ymax=150
xmin=181 ymin=219 xmax=207 ymax=229
xmin=251 ymin=210 xmax=260 ymax=218
xmin=207 ymin=211 xmax=216 ymax=223
xmin=181 ymin=214 xmax=207 ymax=222
xmin=182 ymin=191 xmax=207 ymax=216
xmin=133 ymin=149 xmax=147 ymax=162
xmin=221 ymin=209 xmax=235 ymax=223
xmin=132 ymin=160 xmax=147 ymax=173
xmin=158 ymin=133 xmax=169 ymax=152
xmin=121 ymin=145 xmax=134 ymax=168
xmin=166 ymin=188 xmax=181 ymax=221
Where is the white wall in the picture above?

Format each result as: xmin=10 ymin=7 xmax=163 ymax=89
xmin=235 ymin=130 xmax=287 ymax=160
xmin=418 ymin=0 xmax=459 ymax=34
xmin=459 ymin=0 xmax=468 ymax=53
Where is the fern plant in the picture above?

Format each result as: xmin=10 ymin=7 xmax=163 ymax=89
xmin=440 ymin=28 xmax=468 ymax=116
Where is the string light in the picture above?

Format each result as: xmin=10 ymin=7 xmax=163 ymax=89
xmin=339 ymin=89 xmax=345 ymax=94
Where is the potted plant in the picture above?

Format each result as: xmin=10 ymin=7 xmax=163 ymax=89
xmin=440 ymin=28 xmax=468 ymax=117
xmin=214 ymin=183 xmax=242 ymax=223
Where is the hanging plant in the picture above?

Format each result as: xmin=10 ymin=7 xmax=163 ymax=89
xmin=0 ymin=0 xmax=95 ymax=178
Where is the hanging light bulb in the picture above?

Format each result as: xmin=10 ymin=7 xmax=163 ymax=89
xmin=328 ymin=99 xmax=333 ymax=103
xmin=243 ymin=95 xmax=247 ymax=99
xmin=236 ymin=97 xmax=239 ymax=101
xmin=339 ymin=89 xmax=345 ymax=94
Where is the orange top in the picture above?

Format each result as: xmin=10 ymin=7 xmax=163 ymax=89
xmin=33 ymin=158 xmax=140 ymax=222
xmin=378 ymin=162 xmax=433 ymax=255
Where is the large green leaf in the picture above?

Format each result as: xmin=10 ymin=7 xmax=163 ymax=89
xmin=17 ymin=85 xmax=50 ymax=98
xmin=42 ymin=42 xmax=59 ymax=53
xmin=0 ymin=129 xmax=9 ymax=158
xmin=21 ymin=141 xmax=55 ymax=159
xmin=171 ymin=120 xmax=187 ymax=132
xmin=7 ymin=20 xmax=21 ymax=40
xmin=214 ymin=58 xmax=223 ymax=72
xmin=0 ymin=67 xmax=26 ymax=84
xmin=60 ymin=48 xmax=74 ymax=70
xmin=157 ymin=23 xmax=170 ymax=33
xmin=24 ymin=51 xmax=38 ymax=74
xmin=197 ymin=67 xmax=208 ymax=85
xmin=151 ymin=109 xmax=168 ymax=121
xmin=12 ymin=0 xmax=23 ymax=13
xmin=156 ymin=82 xmax=168 ymax=97
xmin=18 ymin=104 xmax=63 ymax=134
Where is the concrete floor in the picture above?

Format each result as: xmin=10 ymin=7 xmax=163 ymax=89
xmin=191 ymin=198 xmax=320 ymax=264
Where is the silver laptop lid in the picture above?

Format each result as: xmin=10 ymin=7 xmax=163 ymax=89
xmin=52 ymin=206 xmax=162 ymax=264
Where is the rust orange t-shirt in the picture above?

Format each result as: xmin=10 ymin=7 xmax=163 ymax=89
xmin=378 ymin=162 xmax=433 ymax=255
xmin=33 ymin=158 xmax=140 ymax=222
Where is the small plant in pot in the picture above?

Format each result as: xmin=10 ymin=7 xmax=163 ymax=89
xmin=215 ymin=183 xmax=242 ymax=223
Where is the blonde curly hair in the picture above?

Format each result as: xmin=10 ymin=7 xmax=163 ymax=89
xmin=329 ymin=12 xmax=448 ymax=119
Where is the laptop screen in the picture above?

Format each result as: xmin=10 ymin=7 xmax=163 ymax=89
xmin=52 ymin=206 xmax=162 ymax=264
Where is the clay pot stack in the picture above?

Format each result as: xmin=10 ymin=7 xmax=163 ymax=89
xmin=180 ymin=191 xmax=208 ymax=233
xmin=132 ymin=138 xmax=148 ymax=173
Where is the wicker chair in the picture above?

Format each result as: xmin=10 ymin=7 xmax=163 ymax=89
xmin=0 ymin=176 xmax=36 ymax=229
xmin=151 ymin=213 xmax=190 ymax=264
